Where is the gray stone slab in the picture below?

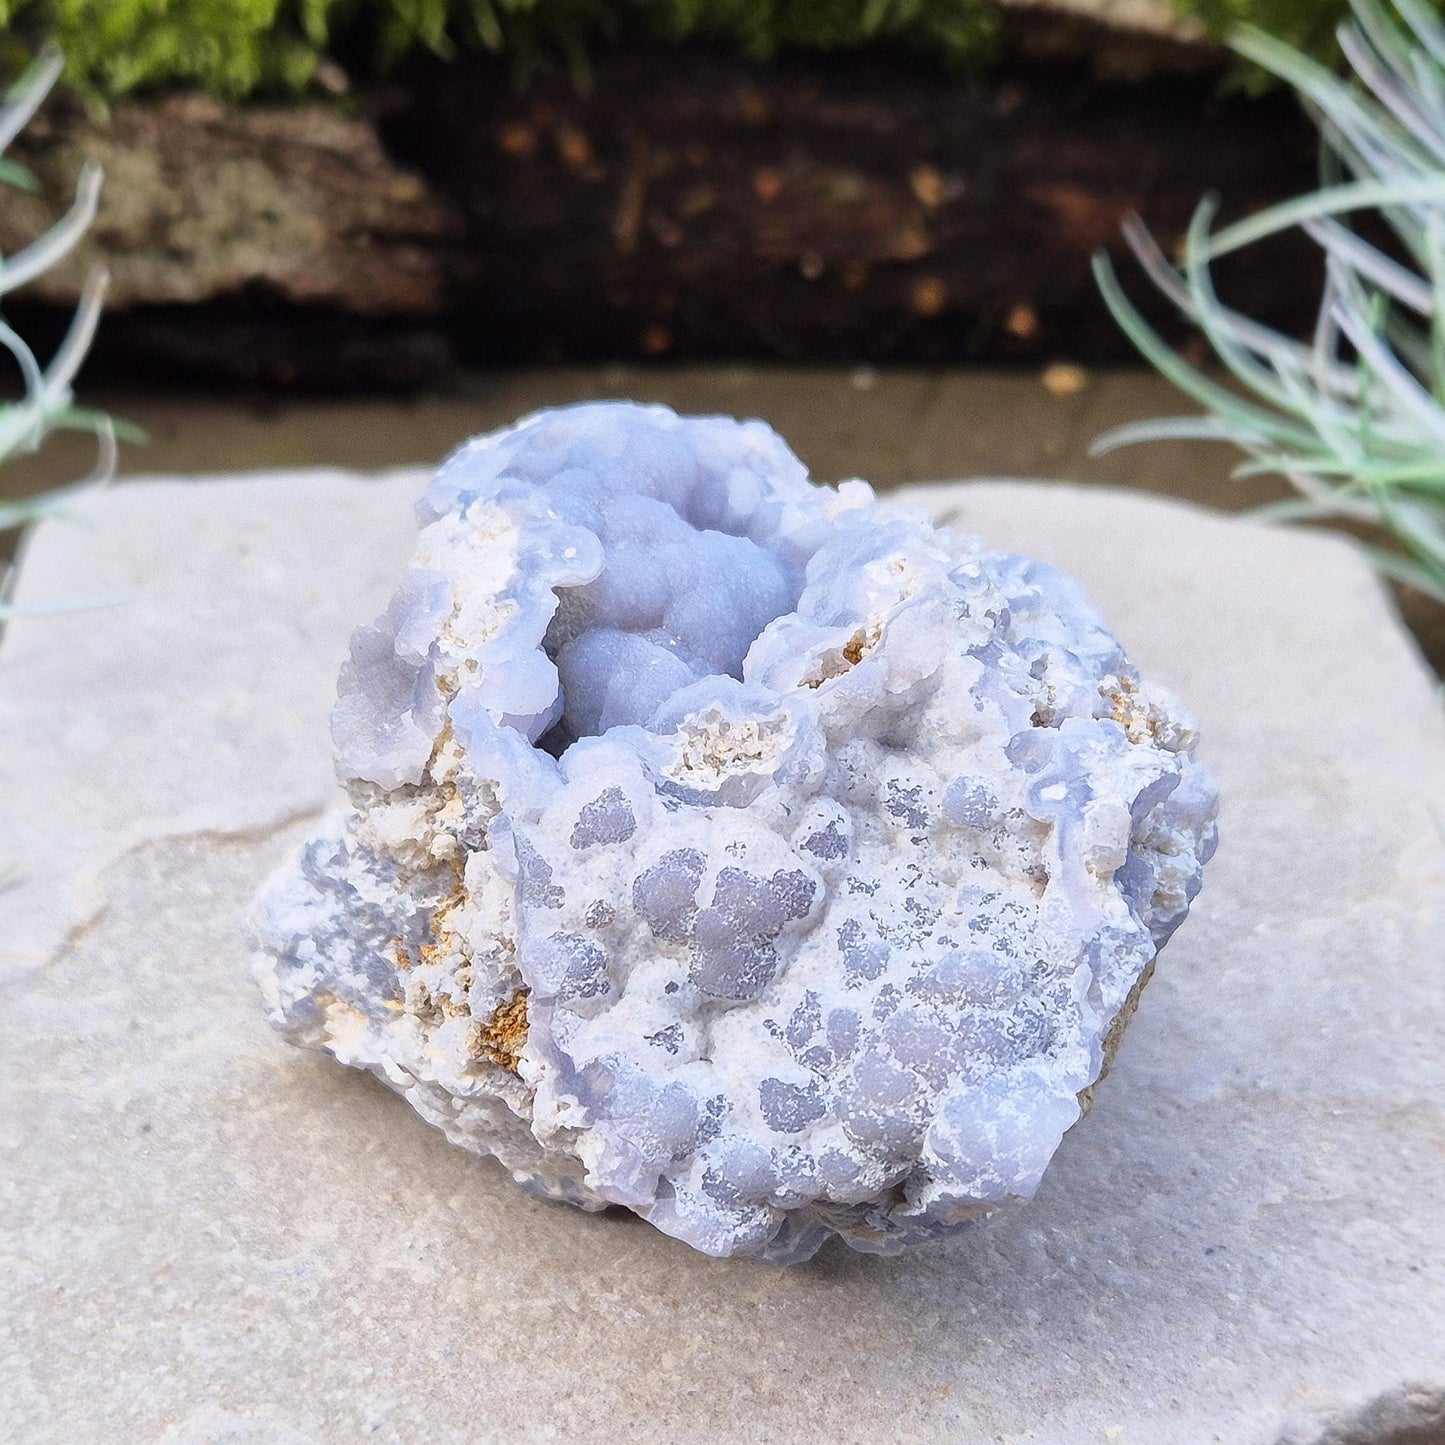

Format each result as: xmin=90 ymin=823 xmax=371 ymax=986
xmin=2 ymin=471 xmax=1442 ymax=1444
xmin=0 ymin=470 xmax=426 ymax=986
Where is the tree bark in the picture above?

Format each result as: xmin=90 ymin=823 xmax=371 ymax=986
xmin=382 ymin=45 xmax=1319 ymax=366
xmin=2 ymin=47 xmax=1321 ymax=384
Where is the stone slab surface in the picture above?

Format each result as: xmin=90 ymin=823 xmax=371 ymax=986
xmin=2 ymin=471 xmax=1443 ymax=1445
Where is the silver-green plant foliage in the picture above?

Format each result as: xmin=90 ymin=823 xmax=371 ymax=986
xmin=0 ymin=49 xmax=110 ymax=619
xmin=1095 ymin=0 xmax=1445 ymax=606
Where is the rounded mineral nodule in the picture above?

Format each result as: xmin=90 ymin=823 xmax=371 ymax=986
xmin=251 ymin=401 xmax=1218 ymax=1263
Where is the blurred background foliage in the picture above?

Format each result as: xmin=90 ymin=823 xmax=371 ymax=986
xmin=0 ymin=0 xmax=1389 ymax=101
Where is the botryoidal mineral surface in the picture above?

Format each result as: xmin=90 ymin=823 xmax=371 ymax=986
xmin=251 ymin=402 xmax=1218 ymax=1263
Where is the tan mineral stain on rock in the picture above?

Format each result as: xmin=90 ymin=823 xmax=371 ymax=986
xmin=478 ymin=988 xmax=531 ymax=1074
xmin=1105 ymin=673 xmax=1163 ymax=745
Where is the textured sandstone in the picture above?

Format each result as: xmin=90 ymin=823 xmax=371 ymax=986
xmin=1 ymin=471 xmax=1441 ymax=1441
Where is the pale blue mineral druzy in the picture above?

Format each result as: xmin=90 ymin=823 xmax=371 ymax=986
xmin=253 ymin=402 xmax=1218 ymax=1263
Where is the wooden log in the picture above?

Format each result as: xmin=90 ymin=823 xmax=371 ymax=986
xmin=2 ymin=46 xmax=1321 ymax=382
xmin=382 ymin=44 xmax=1321 ymax=366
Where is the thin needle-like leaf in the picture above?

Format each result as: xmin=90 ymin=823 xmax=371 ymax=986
xmin=0 ymin=162 xmax=102 ymax=295
xmin=1208 ymin=175 xmax=1445 ymax=259
xmin=0 ymin=50 xmax=62 ymax=153
xmin=1093 ymin=252 xmax=1323 ymax=449
xmin=1095 ymin=0 xmax=1445 ymax=607
xmin=1303 ymin=215 xmax=1434 ymax=313
xmin=0 ymin=50 xmax=128 ymax=629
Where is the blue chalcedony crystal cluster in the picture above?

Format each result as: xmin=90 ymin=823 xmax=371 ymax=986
xmin=253 ymin=402 xmax=1218 ymax=1262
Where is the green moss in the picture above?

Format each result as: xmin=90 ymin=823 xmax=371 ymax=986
xmin=0 ymin=0 xmax=1001 ymax=100
xmin=0 ymin=2 xmax=316 ymax=98
xmin=0 ymin=0 xmax=1413 ymax=102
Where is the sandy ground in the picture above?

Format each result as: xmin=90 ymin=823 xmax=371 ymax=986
xmin=4 ymin=364 xmax=1441 ymax=671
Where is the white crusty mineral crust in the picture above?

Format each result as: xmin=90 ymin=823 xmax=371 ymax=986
xmin=251 ymin=402 xmax=1219 ymax=1263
